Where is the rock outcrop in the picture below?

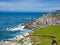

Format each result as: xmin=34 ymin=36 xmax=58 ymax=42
xmin=24 ymin=13 xmax=60 ymax=29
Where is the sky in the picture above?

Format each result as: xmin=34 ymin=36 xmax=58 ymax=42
xmin=0 ymin=0 xmax=60 ymax=12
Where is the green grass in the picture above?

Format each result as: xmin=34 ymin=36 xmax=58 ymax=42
xmin=32 ymin=25 xmax=60 ymax=40
xmin=30 ymin=25 xmax=60 ymax=45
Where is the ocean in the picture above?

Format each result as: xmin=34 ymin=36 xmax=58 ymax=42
xmin=0 ymin=12 xmax=48 ymax=41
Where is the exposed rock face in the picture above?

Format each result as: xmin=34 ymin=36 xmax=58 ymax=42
xmin=24 ymin=13 xmax=60 ymax=29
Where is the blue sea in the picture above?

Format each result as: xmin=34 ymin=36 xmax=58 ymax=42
xmin=0 ymin=12 xmax=48 ymax=41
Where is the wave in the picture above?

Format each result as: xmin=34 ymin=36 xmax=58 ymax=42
xmin=6 ymin=24 xmax=25 ymax=31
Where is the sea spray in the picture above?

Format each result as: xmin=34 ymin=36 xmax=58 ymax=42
xmin=6 ymin=24 xmax=25 ymax=31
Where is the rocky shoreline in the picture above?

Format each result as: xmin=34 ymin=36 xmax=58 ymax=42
xmin=24 ymin=13 xmax=60 ymax=29
xmin=0 ymin=32 xmax=33 ymax=45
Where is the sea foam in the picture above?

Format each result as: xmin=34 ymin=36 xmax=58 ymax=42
xmin=6 ymin=24 xmax=25 ymax=31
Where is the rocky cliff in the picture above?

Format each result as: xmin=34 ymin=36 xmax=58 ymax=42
xmin=24 ymin=13 xmax=60 ymax=29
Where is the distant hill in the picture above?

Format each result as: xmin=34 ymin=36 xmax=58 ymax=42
xmin=56 ymin=10 xmax=60 ymax=12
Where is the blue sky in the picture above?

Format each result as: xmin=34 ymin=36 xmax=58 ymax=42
xmin=0 ymin=0 xmax=60 ymax=12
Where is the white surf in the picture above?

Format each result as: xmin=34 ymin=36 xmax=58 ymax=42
xmin=6 ymin=24 xmax=25 ymax=31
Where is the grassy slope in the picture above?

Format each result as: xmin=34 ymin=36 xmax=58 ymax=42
xmin=31 ymin=25 xmax=60 ymax=45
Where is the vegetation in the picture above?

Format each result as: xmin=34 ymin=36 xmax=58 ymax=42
xmin=17 ymin=39 xmax=24 ymax=44
xmin=30 ymin=25 xmax=60 ymax=45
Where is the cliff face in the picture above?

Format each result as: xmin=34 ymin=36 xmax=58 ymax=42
xmin=24 ymin=13 xmax=60 ymax=29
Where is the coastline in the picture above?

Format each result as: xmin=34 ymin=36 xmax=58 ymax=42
xmin=0 ymin=27 xmax=34 ymax=45
xmin=0 ymin=11 xmax=60 ymax=45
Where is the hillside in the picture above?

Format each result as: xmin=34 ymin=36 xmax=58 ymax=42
xmin=23 ymin=11 xmax=60 ymax=45
xmin=30 ymin=25 xmax=60 ymax=45
xmin=24 ymin=13 xmax=60 ymax=29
